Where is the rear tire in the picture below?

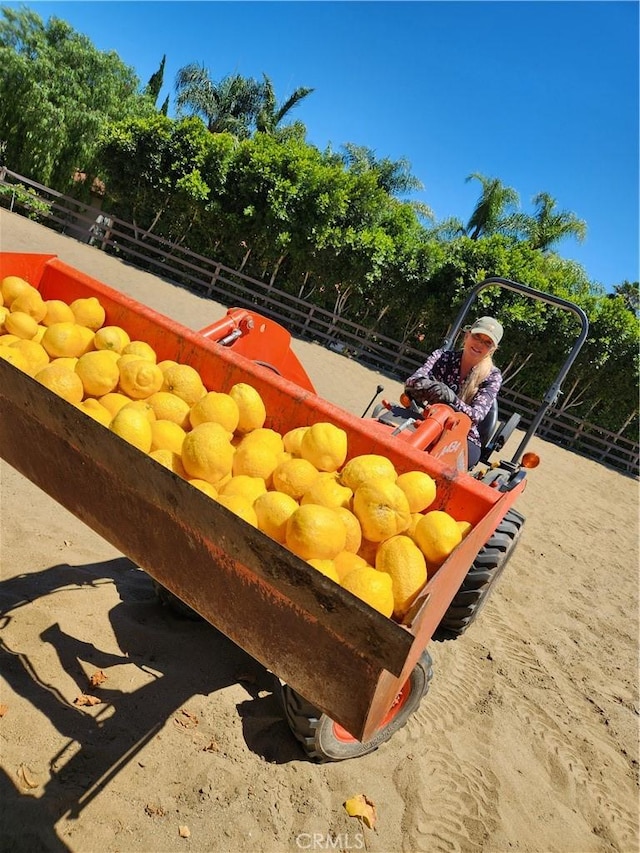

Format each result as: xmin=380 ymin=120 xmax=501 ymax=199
xmin=434 ymin=508 xmax=525 ymax=640
xmin=281 ymin=650 xmax=433 ymax=762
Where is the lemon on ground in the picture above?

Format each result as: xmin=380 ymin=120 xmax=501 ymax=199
xmin=120 ymin=400 xmax=156 ymax=422
xmin=457 ymin=520 xmax=473 ymax=539
xmin=218 ymin=475 xmax=267 ymax=504
xmin=352 ymin=477 xmax=411 ymax=543
xmin=285 ymin=504 xmax=347 ymax=560
xmin=121 ymin=340 xmax=156 ymax=363
xmin=10 ymin=339 xmax=49 ymax=375
xmin=149 ymin=448 xmax=187 ymax=477
xmin=307 ymin=558 xmax=340 ymax=584
xmin=109 ymin=406 xmax=153 ymax=452
xmin=215 ymin=493 xmax=259 ymax=527
xmin=119 ymin=358 xmax=164 ymax=399
xmin=333 ymin=506 xmax=363 ymax=554
xmin=10 ymin=288 xmax=47 ymax=323
xmin=301 ymin=472 xmax=353 ymax=510
xmin=69 ymin=297 xmax=105 ymax=331
xmin=42 ymin=299 xmax=75 ymax=327
xmin=150 ymin=420 xmax=186 ymax=455
xmin=271 ymin=457 xmax=319 ymax=500
xmin=229 ymin=383 xmax=266 ymax=433
xmin=339 ymin=454 xmax=398 ymax=491
xmin=395 ymin=470 xmax=437 ymax=513
xmin=75 ymin=350 xmax=120 ymax=397
xmin=414 ymin=510 xmax=462 ymax=566
xmin=375 ymin=534 xmax=428 ymax=620
xmin=190 ymin=391 xmax=240 ymax=433
xmin=35 ymin=362 xmax=84 ymax=404
xmin=181 ymin=421 xmax=235 ymax=485
xmin=93 ymin=325 xmax=131 ymax=353
xmin=77 ymin=398 xmax=113 ymax=427
xmin=41 ymin=322 xmax=87 ymax=358
xmin=333 ymin=550 xmax=368 ymax=581
xmin=4 ymin=311 xmax=38 ymax=340
xmin=189 ymin=479 xmax=219 ymax=500
xmin=253 ymin=491 xmax=299 ymax=542
xmin=283 ymin=425 xmax=309 ymax=457
xmin=0 ymin=333 xmax=20 ymax=347
xmin=340 ymin=566 xmax=394 ymax=618
xmin=161 ymin=363 xmax=207 ymax=406
xmin=146 ymin=391 xmax=191 ymax=428
xmin=98 ymin=392 xmax=130 ymax=417
xmin=300 ymin=422 xmax=348 ymax=473
xmin=1 ymin=276 xmax=32 ymax=307
xmin=0 ymin=347 xmax=29 ymax=371
xmin=232 ymin=440 xmax=279 ymax=484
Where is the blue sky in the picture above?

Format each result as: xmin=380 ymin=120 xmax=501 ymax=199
xmin=14 ymin=1 xmax=640 ymax=289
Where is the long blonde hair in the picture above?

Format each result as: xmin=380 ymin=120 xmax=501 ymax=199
xmin=459 ymin=351 xmax=496 ymax=404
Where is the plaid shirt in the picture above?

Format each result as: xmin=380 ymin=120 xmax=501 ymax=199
xmin=406 ymin=349 xmax=502 ymax=447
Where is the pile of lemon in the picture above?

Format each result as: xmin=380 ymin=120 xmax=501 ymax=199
xmin=0 ymin=274 xmax=472 ymax=623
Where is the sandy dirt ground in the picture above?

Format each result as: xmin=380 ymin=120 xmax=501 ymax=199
xmin=1 ymin=210 xmax=638 ymax=853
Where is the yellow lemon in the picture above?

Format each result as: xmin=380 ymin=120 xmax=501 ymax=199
xmin=69 ymin=296 xmax=105 ymax=331
xmin=218 ymin=475 xmax=267 ymax=504
xmin=146 ymin=391 xmax=191 ymax=428
xmin=190 ymin=391 xmax=240 ymax=433
xmin=93 ymin=325 xmax=131 ymax=352
xmin=42 ymin=299 xmax=75 ymax=327
xmin=76 ymin=325 xmax=96 ymax=355
xmin=232 ymin=440 xmax=279 ymax=484
xmin=375 ymin=535 xmax=428 ymax=620
xmin=150 ymin=420 xmax=186 ymax=455
xmin=109 ymin=407 xmax=153 ymax=452
xmin=1 ymin=276 xmax=32 ymax=307
xmin=283 ymin=425 xmax=309 ymax=456
xmin=307 ymin=558 xmax=340 ymax=584
xmin=35 ymin=363 xmax=84 ymax=404
xmin=157 ymin=359 xmax=180 ymax=374
xmin=75 ymin=350 xmax=120 ymax=397
xmin=352 ymin=477 xmax=411 ymax=543
xmin=161 ymin=363 xmax=207 ymax=406
xmin=0 ymin=305 xmax=9 ymax=329
xmin=9 ymin=339 xmax=49 ymax=375
xmin=333 ymin=550 xmax=368 ymax=581
xmin=4 ymin=311 xmax=38 ymax=340
xmin=229 ymin=382 xmax=266 ymax=433
xmin=0 ymin=346 xmax=29 ymax=371
xmin=253 ymin=491 xmax=299 ymax=543
xmin=239 ymin=428 xmax=284 ymax=455
xmin=77 ymin=398 xmax=113 ymax=427
xmin=334 ymin=506 xmax=363 ymax=554
xmin=405 ymin=512 xmax=424 ymax=543
xmin=457 ymin=520 xmax=473 ymax=539
xmin=285 ymin=505 xmax=347 ymax=561
xmin=10 ymin=288 xmax=47 ymax=322
xmin=340 ymin=566 xmax=394 ymax=618
xmin=189 ymin=479 xmax=219 ymax=499
xmin=301 ymin=472 xmax=353 ymax=510
xmin=98 ymin=392 xmax=131 ymax=417
xmin=33 ymin=325 xmax=46 ymax=344
xmin=120 ymin=400 xmax=156 ymax=422
xmin=414 ymin=511 xmax=463 ymax=566
xmin=300 ymin=422 xmax=348 ymax=472
xmin=41 ymin=322 xmax=87 ymax=358
xmin=149 ymin=448 xmax=187 ymax=477
xmin=339 ymin=454 xmax=398 ymax=491
xmin=395 ymin=470 xmax=437 ymax=513
xmin=121 ymin=340 xmax=156 ymax=363
xmin=216 ymin=494 xmax=258 ymax=527
xmin=181 ymin=421 xmax=235 ymax=485
xmin=0 ymin=333 xmax=20 ymax=347
xmin=271 ymin=457 xmax=319 ymax=500
xmin=119 ymin=359 xmax=164 ymax=399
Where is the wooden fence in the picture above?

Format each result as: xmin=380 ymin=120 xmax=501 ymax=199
xmin=1 ymin=167 xmax=637 ymax=476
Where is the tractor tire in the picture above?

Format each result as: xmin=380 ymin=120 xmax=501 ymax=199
xmin=281 ymin=650 xmax=433 ymax=762
xmin=153 ymin=581 xmax=203 ymax=621
xmin=434 ymin=508 xmax=525 ymax=641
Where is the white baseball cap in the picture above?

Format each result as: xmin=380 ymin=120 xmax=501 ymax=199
xmin=469 ymin=316 xmax=503 ymax=347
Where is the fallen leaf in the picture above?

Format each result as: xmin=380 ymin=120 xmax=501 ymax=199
xmin=178 ymin=825 xmax=191 ymax=838
xmin=89 ymin=670 xmax=107 ymax=687
xmin=0 ymin=704 xmax=8 ymax=717
xmin=145 ymin=804 xmax=166 ymax=818
xmin=173 ymin=709 xmax=198 ymax=729
xmin=74 ymin=694 xmax=102 ymax=707
xmin=344 ymin=794 xmax=377 ymax=829
xmin=18 ymin=763 xmax=39 ymax=790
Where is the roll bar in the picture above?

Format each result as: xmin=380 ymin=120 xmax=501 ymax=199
xmin=442 ymin=277 xmax=590 ymax=465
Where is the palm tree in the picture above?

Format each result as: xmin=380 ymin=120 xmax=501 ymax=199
xmin=465 ymin=173 xmax=520 ymax=239
xmin=340 ymin=143 xmax=424 ymax=197
xmin=515 ymin=191 xmax=587 ymax=251
xmin=255 ymin=74 xmax=314 ymax=135
xmin=174 ymin=63 xmax=262 ymax=138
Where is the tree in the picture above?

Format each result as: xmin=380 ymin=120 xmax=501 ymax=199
xmin=610 ymin=281 xmax=639 ymax=315
xmin=465 ymin=173 xmax=520 ymax=239
xmin=174 ymin=63 xmax=262 ymax=138
xmin=255 ymin=74 xmax=314 ymax=135
xmin=145 ymin=54 xmax=166 ymax=105
xmin=513 ymin=191 xmax=587 ymax=251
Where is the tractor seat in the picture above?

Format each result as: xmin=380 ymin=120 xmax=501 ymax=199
xmin=477 ymin=398 xmax=499 ymax=449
